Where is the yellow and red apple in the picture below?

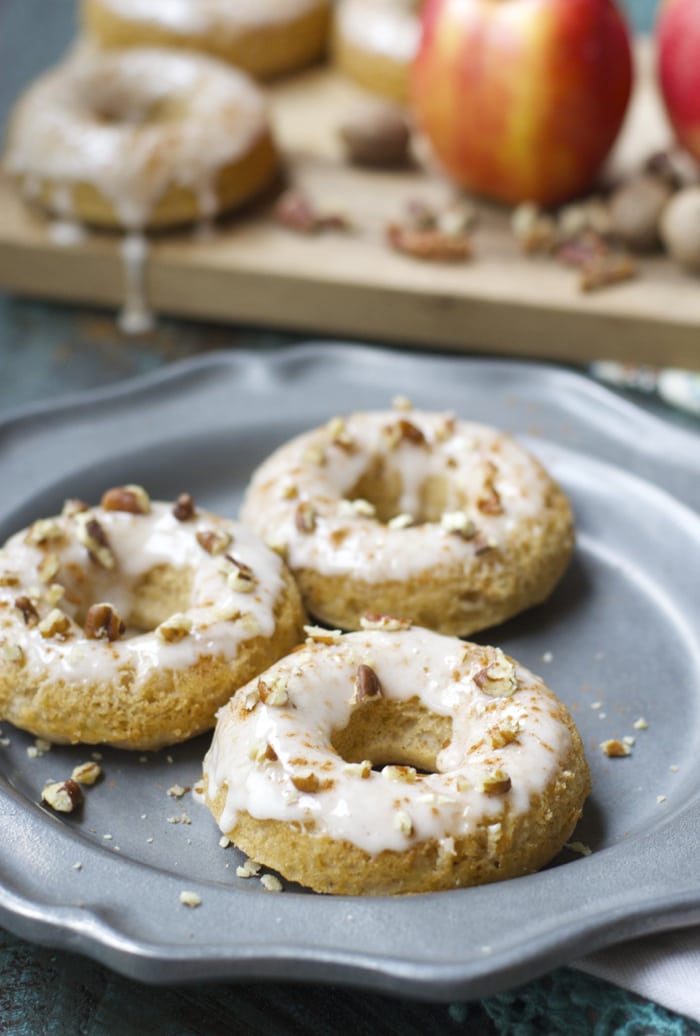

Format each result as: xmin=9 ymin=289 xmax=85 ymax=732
xmin=411 ymin=0 xmax=633 ymax=207
xmin=657 ymin=0 xmax=700 ymax=167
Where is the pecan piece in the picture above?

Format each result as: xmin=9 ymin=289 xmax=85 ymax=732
xmin=383 ymin=419 xmax=427 ymax=449
xmin=353 ymin=663 xmax=382 ymax=703
xmin=101 ymin=484 xmax=151 ymax=515
xmin=76 ymin=516 xmax=115 ymax=569
xmin=474 ymin=654 xmax=518 ymax=697
xmin=386 ymin=223 xmax=472 ymax=262
xmin=42 ymin=779 xmax=83 ymax=813
xmin=38 ymin=608 xmax=72 ymax=639
xmin=294 ymin=501 xmax=317 ymax=533
xmin=274 ymin=188 xmax=352 ymax=235
xmin=481 ymin=769 xmax=512 ymax=795
xmin=197 ymin=528 xmax=232 ymax=555
xmin=15 ymin=595 xmax=39 ymax=626
xmin=84 ymin=602 xmax=124 ymax=642
xmin=173 ymin=493 xmax=196 ymax=521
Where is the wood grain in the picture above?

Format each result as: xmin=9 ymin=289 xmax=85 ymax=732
xmin=0 ymin=41 xmax=698 ymax=370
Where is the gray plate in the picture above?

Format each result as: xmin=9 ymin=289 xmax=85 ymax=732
xmin=0 ymin=343 xmax=699 ymax=1000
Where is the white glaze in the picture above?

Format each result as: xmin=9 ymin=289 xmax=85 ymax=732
xmin=240 ymin=410 xmax=556 ymax=584
xmin=0 ymin=499 xmax=286 ymax=686
xmin=336 ymin=0 xmax=421 ymax=65
xmin=117 ymin=233 xmax=155 ymax=335
xmin=94 ymin=0 xmax=328 ymax=33
xmin=204 ymin=627 xmax=575 ymax=855
xmin=4 ymin=47 xmax=270 ymax=230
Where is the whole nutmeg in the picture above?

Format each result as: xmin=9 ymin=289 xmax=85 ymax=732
xmin=338 ymin=102 xmax=412 ymax=167
xmin=660 ymin=186 xmax=700 ymax=273
xmin=608 ymin=173 xmax=673 ymax=252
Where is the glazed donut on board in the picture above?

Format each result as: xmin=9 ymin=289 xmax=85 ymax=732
xmin=333 ymin=0 xmax=423 ymax=103
xmin=82 ymin=0 xmax=332 ymax=81
xmin=0 ymin=487 xmax=306 ymax=750
xmin=240 ymin=409 xmax=574 ymax=637
xmin=203 ymin=623 xmax=590 ymax=895
xmin=3 ymin=46 xmax=279 ymax=231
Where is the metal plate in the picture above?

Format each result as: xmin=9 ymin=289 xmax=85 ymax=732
xmin=0 ymin=343 xmax=699 ymax=1000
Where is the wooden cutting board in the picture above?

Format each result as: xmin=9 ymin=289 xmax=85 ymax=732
xmin=0 ymin=41 xmax=698 ymax=370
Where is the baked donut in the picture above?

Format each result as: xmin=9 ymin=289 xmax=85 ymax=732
xmin=240 ymin=409 xmax=575 ymax=637
xmin=82 ymin=0 xmax=332 ymax=81
xmin=3 ymin=47 xmax=279 ymax=231
xmin=0 ymin=487 xmax=306 ymax=750
xmin=333 ymin=0 xmax=423 ymax=103
xmin=203 ymin=623 xmax=590 ymax=895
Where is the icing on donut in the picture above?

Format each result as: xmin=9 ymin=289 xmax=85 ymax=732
xmin=203 ymin=625 xmax=590 ymax=894
xmin=0 ymin=488 xmax=306 ymax=749
xmin=333 ymin=0 xmax=422 ymax=102
xmin=83 ymin=0 xmax=332 ymax=81
xmin=240 ymin=409 xmax=575 ymax=636
xmin=4 ymin=47 xmax=279 ymax=333
xmin=4 ymin=47 xmax=276 ymax=230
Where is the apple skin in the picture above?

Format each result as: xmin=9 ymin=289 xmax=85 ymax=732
xmin=411 ymin=0 xmax=633 ymax=207
xmin=657 ymin=0 xmax=700 ymax=166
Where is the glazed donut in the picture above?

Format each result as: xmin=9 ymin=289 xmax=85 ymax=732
xmin=333 ymin=0 xmax=423 ymax=103
xmin=82 ymin=0 xmax=332 ymax=81
xmin=203 ymin=623 xmax=590 ymax=895
xmin=3 ymin=47 xmax=279 ymax=231
xmin=0 ymin=487 xmax=306 ymax=750
xmin=240 ymin=409 xmax=574 ymax=637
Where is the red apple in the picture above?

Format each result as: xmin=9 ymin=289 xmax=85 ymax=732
xmin=657 ymin=0 xmax=700 ymax=166
xmin=411 ymin=0 xmax=633 ymax=207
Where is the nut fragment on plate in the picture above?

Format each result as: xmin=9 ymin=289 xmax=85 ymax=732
xmin=42 ymin=778 xmax=83 ymax=813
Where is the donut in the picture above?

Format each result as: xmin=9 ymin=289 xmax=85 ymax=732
xmin=203 ymin=623 xmax=590 ymax=895
xmin=333 ymin=0 xmax=423 ymax=103
xmin=3 ymin=47 xmax=279 ymax=231
xmin=0 ymin=487 xmax=306 ymax=750
xmin=82 ymin=0 xmax=332 ymax=81
xmin=240 ymin=409 xmax=575 ymax=637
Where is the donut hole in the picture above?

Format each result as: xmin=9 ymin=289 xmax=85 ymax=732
xmin=331 ymin=697 xmax=452 ymax=773
xmin=347 ymin=458 xmax=458 ymax=525
xmin=71 ymin=563 xmax=194 ymax=635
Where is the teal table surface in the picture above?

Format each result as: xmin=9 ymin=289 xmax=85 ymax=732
xmin=1 ymin=1 xmax=700 ymax=1033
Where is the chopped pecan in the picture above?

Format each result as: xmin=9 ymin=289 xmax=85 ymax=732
xmin=101 ymin=484 xmax=151 ymax=515
xmin=257 ymin=675 xmax=289 ymax=707
xmin=481 ymin=769 xmax=512 ymax=795
xmin=84 ymin=602 xmax=124 ymax=642
xmin=353 ymin=663 xmax=382 ymax=703
xmin=38 ymin=608 xmax=71 ymax=639
xmin=71 ymin=761 xmax=102 ymax=785
xmin=77 ymin=516 xmax=115 ymax=569
xmin=474 ymin=654 xmax=518 ymax=697
xmin=42 ymin=779 xmax=83 ymax=813
xmin=224 ymin=556 xmax=255 ymax=593
xmin=386 ymin=223 xmax=472 ymax=262
xmin=383 ymin=418 xmax=427 ymax=449
xmin=15 ymin=595 xmax=39 ymax=626
xmin=578 ymin=253 xmax=638 ymax=293
xmin=197 ymin=528 xmax=232 ymax=555
xmin=294 ymin=501 xmax=317 ymax=533
xmin=274 ymin=188 xmax=352 ymax=235
xmin=172 ymin=493 xmax=196 ymax=521
xmin=511 ymin=202 xmax=557 ymax=254
xmin=156 ymin=613 xmax=193 ymax=642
